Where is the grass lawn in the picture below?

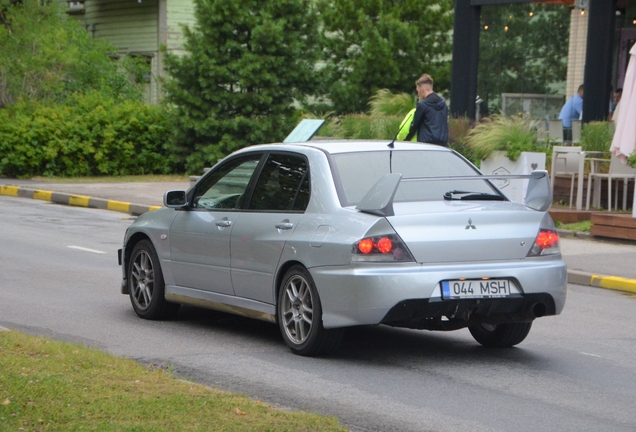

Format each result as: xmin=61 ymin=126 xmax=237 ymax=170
xmin=0 ymin=329 xmax=347 ymax=431
xmin=556 ymin=220 xmax=591 ymax=233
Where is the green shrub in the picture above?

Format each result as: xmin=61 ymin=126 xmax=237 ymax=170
xmin=0 ymin=93 xmax=174 ymax=178
xmin=316 ymin=114 xmax=402 ymax=140
xmin=368 ymin=90 xmax=415 ymax=117
xmin=580 ymin=121 xmax=614 ymax=152
xmin=448 ymin=117 xmax=478 ymax=162
xmin=464 ymin=114 xmax=546 ymax=162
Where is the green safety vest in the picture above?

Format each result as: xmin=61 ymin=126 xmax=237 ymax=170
xmin=396 ymin=108 xmax=417 ymax=142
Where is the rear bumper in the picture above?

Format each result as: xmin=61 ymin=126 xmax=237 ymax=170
xmin=310 ymin=258 xmax=567 ymax=329
xmin=380 ymin=293 xmax=555 ymax=330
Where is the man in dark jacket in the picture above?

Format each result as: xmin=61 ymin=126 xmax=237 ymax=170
xmin=405 ymin=74 xmax=449 ymax=146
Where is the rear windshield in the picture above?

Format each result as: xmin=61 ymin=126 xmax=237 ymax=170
xmin=330 ymin=150 xmax=497 ymax=206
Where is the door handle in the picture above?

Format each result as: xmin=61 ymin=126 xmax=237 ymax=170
xmin=215 ymin=219 xmax=232 ymax=227
xmin=275 ymin=222 xmax=294 ymax=230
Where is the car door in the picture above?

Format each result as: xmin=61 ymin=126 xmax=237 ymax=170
xmin=169 ymin=154 xmax=262 ymax=295
xmin=230 ymin=152 xmax=310 ymax=304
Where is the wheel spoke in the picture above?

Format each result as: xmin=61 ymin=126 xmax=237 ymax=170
xmin=142 ymin=286 xmax=151 ymax=306
xmin=146 ymin=271 xmax=154 ymax=286
xmin=297 ymin=280 xmax=308 ymax=301
xmin=290 ymin=279 xmax=300 ymax=299
xmin=140 ymin=252 xmax=149 ymax=271
xmin=302 ymin=311 xmax=312 ymax=325
xmin=285 ymin=286 xmax=296 ymax=303
xmin=132 ymin=284 xmax=141 ymax=301
xmin=131 ymin=262 xmax=142 ymax=280
xmin=296 ymin=320 xmax=305 ymax=341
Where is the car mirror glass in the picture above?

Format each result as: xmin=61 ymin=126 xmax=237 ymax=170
xmin=164 ymin=190 xmax=187 ymax=208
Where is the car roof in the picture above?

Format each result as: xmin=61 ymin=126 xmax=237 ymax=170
xmin=245 ymin=139 xmax=452 ymax=155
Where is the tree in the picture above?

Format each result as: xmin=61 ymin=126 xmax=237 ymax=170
xmin=162 ymin=0 xmax=320 ymax=173
xmin=477 ymin=4 xmax=570 ymax=115
xmin=0 ymin=0 xmax=142 ymax=108
xmin=317 ymin=0 xmax=454 ymax=114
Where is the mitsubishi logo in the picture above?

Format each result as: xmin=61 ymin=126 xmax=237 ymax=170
xmin=465 ymin=219 xmax=476 ymax=230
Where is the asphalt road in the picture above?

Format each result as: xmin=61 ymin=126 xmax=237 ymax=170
xmin=2 ymin=196 xmax=636 ymax=432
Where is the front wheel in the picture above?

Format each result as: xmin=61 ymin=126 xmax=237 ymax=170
xmin=469 ymin=322 xmax=532 ymax=348
xmin=128 ymin=240 xmax=180 ymax=320
xmin=277 ymin=266 xmax=343 ymax=356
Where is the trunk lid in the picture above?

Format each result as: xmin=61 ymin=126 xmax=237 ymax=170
xmin=387 ymin=201 xmax=544 ymax=263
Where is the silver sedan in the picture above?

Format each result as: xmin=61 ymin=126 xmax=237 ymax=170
xmin=118 ymin=140 xmax=567 ymax=356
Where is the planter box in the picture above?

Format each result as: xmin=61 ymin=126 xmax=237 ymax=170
xmin=591 ymin=213 xmax=636 ymax=241
xmin=479 ymin=151 xmax=546 ymax=204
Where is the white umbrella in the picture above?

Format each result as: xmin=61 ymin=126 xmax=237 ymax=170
xmin=610 ymin=43 xmax=636 ymax=217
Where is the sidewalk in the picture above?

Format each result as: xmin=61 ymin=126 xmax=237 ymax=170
xmin=2 ymin=178 xmax=636 ymax=294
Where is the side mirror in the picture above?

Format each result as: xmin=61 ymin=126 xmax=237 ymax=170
xmin=164 ymin=190 xmax=187 ymax=208
xmin=524 ymin=170 xmax=552 ymax=212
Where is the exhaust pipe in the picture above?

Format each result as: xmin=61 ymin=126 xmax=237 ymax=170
xmin=519 ymin=303 xmax=546 ymax=321
xmin=532 ymin=303 xmax=547 ymax=318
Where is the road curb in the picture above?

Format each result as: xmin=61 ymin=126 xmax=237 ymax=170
xmin=556 ymin=229 xmax=592 ymax=239
xmin=568 ymin=270 xmax=636 ymax=294
xmin=0 ymin=185 xmax=161 ymax=216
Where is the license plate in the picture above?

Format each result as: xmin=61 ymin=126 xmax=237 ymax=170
xmin=441 ymin=279 xmax=520 ymax=299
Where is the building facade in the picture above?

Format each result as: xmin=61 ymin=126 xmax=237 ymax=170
xmin=452 ymin=0 xmax=636 ymax=123
xmin=62 ymin=0 xmax=196 ymax=104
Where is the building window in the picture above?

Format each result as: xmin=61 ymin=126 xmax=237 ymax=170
xmin=67 ymin=0 xmax=85 ymax=15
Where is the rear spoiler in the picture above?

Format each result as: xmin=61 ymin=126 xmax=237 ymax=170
xmin=355 ymin=170 xmax=551 ymax=217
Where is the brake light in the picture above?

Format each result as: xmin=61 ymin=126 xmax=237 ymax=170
xmin=358 ymin=238 xmax=374 ymax=254
xmin=352 ymin=234 xmax=414 ymax=262
xmin=527 ymin=229 xmax=560 ymax=256
xmin=536 ymin=230 xmax=559 ymax=249
xmin=377 ymin=237 xmax=393 ymax=254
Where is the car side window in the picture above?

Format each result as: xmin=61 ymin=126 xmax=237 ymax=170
xmin=249 ymin=154 xmax=309 ymax=212
xmin=192 ymin=155 xmax=261 ymax=210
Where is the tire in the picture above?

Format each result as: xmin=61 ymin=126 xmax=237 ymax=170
xmin=469 ymin=322 xmax=532 ymax=348
xmin=277 ymin=266 xmax=343 ymax=356
xmin=128 ymin=240 xmax=180 ymax=320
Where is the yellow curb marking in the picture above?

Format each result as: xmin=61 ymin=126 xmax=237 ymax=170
xmin=107 ymin=200 xmax=131 ymax=213
xmin=0 ymin=185 xmax=19 ymax=196
xmin=69 ymin=195 xmax=91 ymax=207
xmin=1 ymin=186 xmax=158 ymax=215
xmin=33 ymin=190 xmax=52 ymax=201
xmin=591 ymin=275 xmax=636 ymax=294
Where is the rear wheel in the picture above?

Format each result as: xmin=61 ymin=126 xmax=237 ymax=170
xmin=277 ymin=266 xmax=343 ymax=356
xmin=469 ymin=322 xmax=532 ymax=348
xmin=128 ymin=240 xmax=180 ymax=320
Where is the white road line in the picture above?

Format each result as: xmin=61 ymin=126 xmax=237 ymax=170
xmin=580 ymin=352 xmax=602 ymax=358
xmin=67 ymin=245 xmax=106 ymax=254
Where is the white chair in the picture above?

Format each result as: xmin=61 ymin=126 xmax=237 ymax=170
xmin=538 ymin=119 xmax=564 ymax=144
xmin=571 ymin=120 xmax=582 ymax=144
xmin=586 ymin=154 xmax=636 ymax=211
xmin=547 ymin=119 xmax=564 ymax=143
xmin=550 ymin=146 xmax=583 ymax=208
xmin=536 ymin=125 xmax=547 ymax=142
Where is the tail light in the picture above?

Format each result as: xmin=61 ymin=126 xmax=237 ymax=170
xmin=527 ymin=214 xmax=560 ymax=257
xmin=352 ymin=234 xmax=414 ymax=262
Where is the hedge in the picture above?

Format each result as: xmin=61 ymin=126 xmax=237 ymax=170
xmin=0 ymin=93 xmax=174 ymax=178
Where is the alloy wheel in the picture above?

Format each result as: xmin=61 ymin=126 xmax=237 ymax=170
xmin=130 ymin=249 xmax=154 ymax=311
xmin=281 ymin=274 xmax=314 ymax=344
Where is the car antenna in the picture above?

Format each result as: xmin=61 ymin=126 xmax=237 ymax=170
xmin=388 ymin=119 xmax=409 ymax=172
xmin=387 ymin=114 xmax=411 ymax=149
